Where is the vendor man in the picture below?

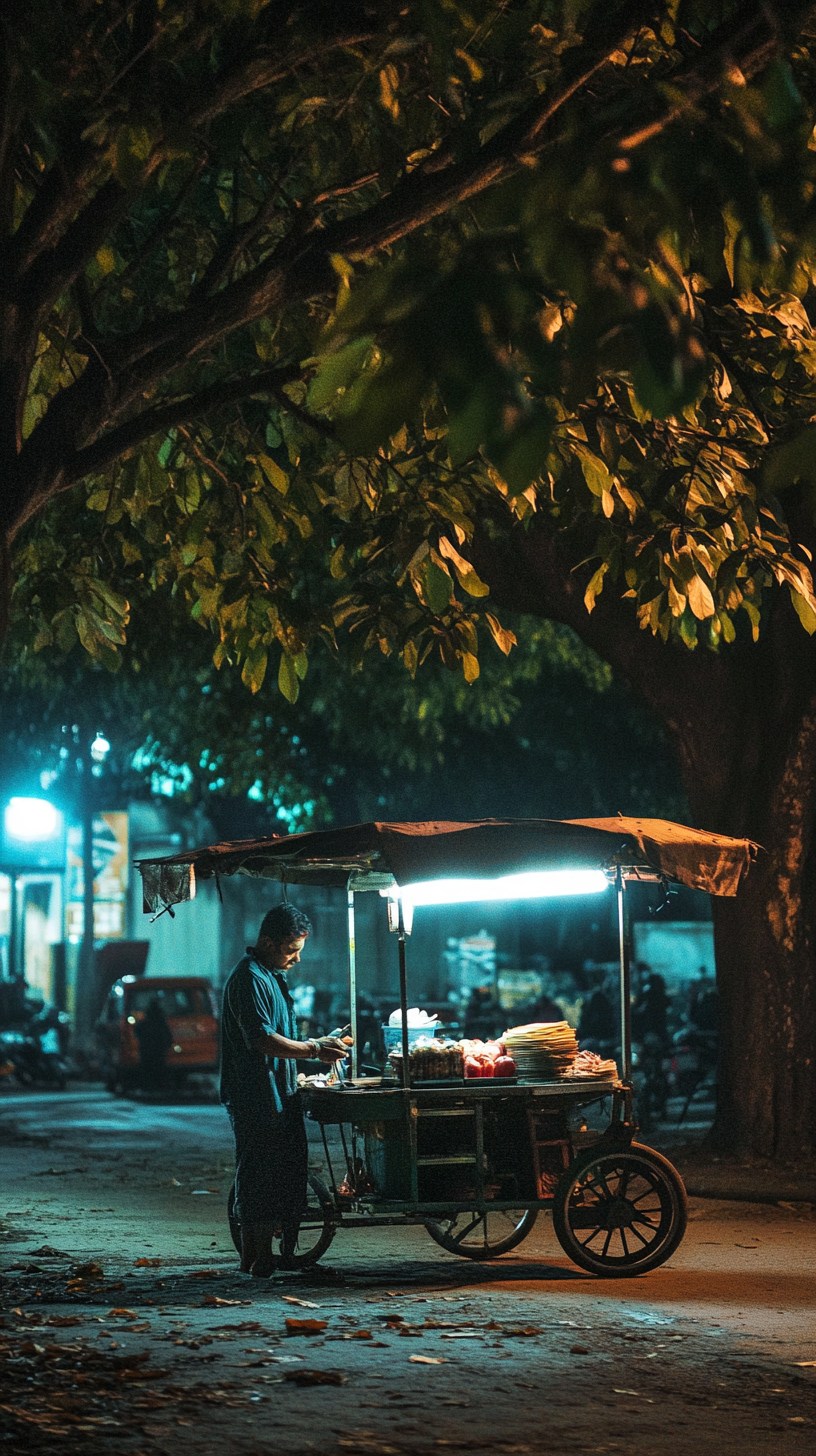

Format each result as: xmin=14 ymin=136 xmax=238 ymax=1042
xmin=220 ymin=903 xmax=348 ymax=1275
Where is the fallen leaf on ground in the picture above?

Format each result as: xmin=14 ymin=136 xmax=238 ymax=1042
xmin=285 ymin=1318 xmax=328 ymax=1335
xmin=134 ymin=1258 xmax=162 ymax=1268
xmin=72 ymin=1263 xmax=103 ymax=1279
xmin=282 ymin=1368 xmax=345 ymax=1385
xmin=107 ymin=1309 xmax=139 ymax=1320
xmin=187 ymin=1269 xmax=220 ymax=1279
xmin=169 ymin=1179 xmax=182 ymax=1186
xmin=409 ymin=1355 xmax=447 ymax=1364
xmin=570 ymin=1345 xmax=590 ymax=1355
xmin=27 ymin=1246 xmax=70 ymax=1258
xmin=282 ymin=1296 xmax=320 ymax=1308
xmin=343 ymin=1330 xmax=374 ymax=1340
xmin=613 ymin=1389 xmax=641 ymax=1397
xmin=793 ymin=1361 xmax=816 ymax=1367
xmin=202 ymin=1296 xmax=249 ymax=1307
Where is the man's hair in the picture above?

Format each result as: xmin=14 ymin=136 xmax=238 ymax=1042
xmin=257 ymin=903 xmax=312 ymax=944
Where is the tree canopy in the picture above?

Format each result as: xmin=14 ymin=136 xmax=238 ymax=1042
xmin=4 ymin=0 xmax=816 ymax=695
xmin=1 ymin=603 xmax=685 ymax=835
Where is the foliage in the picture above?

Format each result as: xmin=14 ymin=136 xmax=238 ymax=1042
xmin=4 ymin=0 xmax=816 ymax=697
xmin=2 ymin=595 xmax=684 ymax=833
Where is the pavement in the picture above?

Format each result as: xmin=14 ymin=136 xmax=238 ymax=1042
xmin=1 ymin=1084 xmax=815 ymax=1456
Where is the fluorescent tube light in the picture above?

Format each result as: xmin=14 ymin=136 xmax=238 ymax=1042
xmin=381 ymin=869 xmax=609 ymax=907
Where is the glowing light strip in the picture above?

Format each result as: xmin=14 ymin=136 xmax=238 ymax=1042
xmin=380 ymin=869 xmax=609 ymax=907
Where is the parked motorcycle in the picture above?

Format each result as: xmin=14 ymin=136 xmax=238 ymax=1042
xmin=0 ymin=1006 xmax=72 ymax=1088
xmin=671 ymin=1026 xmax=718 ymax=1121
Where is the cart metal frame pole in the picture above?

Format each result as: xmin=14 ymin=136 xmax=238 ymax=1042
xmin=397 ymin=901 xmax=410 ymax=1089
xmin=616 ymin=866 xmax=632 ymax=1081
xmin=347 ymin=888 xmax=358 ymax=1079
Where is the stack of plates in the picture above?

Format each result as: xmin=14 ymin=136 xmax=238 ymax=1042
xmin=502 ymin=1021 xmax=579 ymax=1081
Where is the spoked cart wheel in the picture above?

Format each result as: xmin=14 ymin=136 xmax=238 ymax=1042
xmin=425 ymin=1207 xmax=538 ymax=1260
xmin=552 ymin=1142 xmax=687 ymax=1277
xmin=227 ymin=1174 xmax=338 ymax=1268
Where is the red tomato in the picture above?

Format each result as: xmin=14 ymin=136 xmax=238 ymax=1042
xmin=464 ymin=1057 xmax=483 ymax=1078
xmin=494 ymin=1055 xmax=517 ymax=1077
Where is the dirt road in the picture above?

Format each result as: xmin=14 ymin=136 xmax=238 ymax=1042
xmin=2 ymin=1086 xmax=814 ymax=1456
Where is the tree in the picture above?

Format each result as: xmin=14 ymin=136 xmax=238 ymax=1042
xmin=3 ymin=1 xmax=816 ymax=1156
xmin=2 ymin=602 xmax=685 ymax=832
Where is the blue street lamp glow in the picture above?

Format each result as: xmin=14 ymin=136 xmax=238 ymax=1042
xmin=381 ymin=868 xmax=609 ymax=908
xmin=4 ymin=797 xmax=61 ymax=843
xmin=90 ymin=733 xmax=111 ymax=764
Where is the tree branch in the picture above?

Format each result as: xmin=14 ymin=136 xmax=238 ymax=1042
xmin=616 ymin=1 xmax=811 ymax=154
xmin=16 ymin=179 xmax=134 ymax=320
xmin=3 ymin=23 xmax=372 ymax=287
xmin=63 ymin=364 xmax=303 ymax=483
xmin=97 ymin=5 xmax=655 ymax=387
xmin=188 ymin=32 xmax=376 ymax=128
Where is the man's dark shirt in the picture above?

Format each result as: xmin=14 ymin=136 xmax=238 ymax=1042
xmin=220 ymin=955 xmax=300 ymax=1113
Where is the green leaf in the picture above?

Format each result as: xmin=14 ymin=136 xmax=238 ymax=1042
xmin=242 ymin=645 xmax=268 ymax=693
xmin=486 ymin=410 xmax=552 ymax=497
xmin=92 ymin=582 xmax=130 ymax=617
xmin=253 ymin=496 xmax=282 ymax=547
xmin=86 ymin=490 xmax=110 ymax=512
xmin=447 ymin=381 xmax=501 ymax=467
xmin=678 ymin=609 xmax=698 ymax=650
xmin=278 ymin=652 xmax=299 ymax=703
xmin=423 ymin=559 xmax=454 ymax=615
xmin=113 ymin=125 xmax=153 ymax=188
xmin=790 ymin=589 xmax=816 ymax=634
xmin=158 ymin=433 xmax=176 ymax=468
xmin=437 ymin=537 xmax=489 ymax=596
xmin=308 ymin=337 xmax=374 ymax=413
xmin=257 ymin=454 xmax=289 ymax=495
xmin=765 ymin=426 xmax=816 ymax=493
xmin=763 ymin=59 xmax=803 ymax=132
xmin=579 ymin=452 xmax=613 ymax=499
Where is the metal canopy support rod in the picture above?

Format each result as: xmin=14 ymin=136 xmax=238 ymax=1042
xmin=616 ymin=866 xmax=632 ymax=1081
xmin=347 ymin=889 xmax=358 ymax=1079
xmin=397 ymin=901 xmax=410 ymax=1090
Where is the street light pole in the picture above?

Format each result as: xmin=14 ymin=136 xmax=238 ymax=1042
xmin=74 ymin=733 xmax=111 ymax=1051
xmin=75 ymin=785 xmax=96 ymax=1049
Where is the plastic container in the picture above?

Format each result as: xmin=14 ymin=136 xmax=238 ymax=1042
xmin=382 ymin=1024 xmax=442 ymax=1053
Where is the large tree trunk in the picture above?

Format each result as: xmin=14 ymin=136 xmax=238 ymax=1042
xmin=472 ymin=516 xmax=816 ymax=1159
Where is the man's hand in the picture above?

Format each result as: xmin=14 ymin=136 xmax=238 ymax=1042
xmin=314 ymin=1036 xmax=350 ymax=1065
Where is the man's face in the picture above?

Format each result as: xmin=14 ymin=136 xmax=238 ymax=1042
xmin=259 ymin=935 xmax=307 ymax=971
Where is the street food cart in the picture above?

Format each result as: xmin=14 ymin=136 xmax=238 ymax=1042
xmin=137 ymin=817 xmax=757 ymax=1277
